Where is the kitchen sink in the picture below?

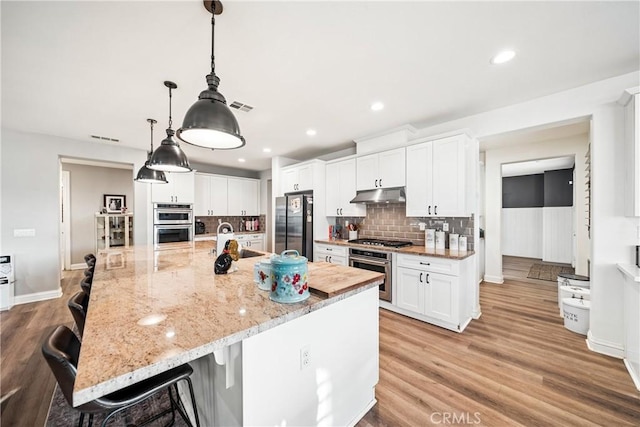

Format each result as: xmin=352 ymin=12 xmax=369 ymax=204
xmin=239 ymin=249 xmax=264 ymax=259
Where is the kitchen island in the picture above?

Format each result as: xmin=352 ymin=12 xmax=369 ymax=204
xmin=74 ymin=245 xmax=384 ymax=426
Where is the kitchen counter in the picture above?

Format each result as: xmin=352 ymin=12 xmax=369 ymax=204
xmin=74 ymin=245 xmax=383 ymax=425
xmin=315 ymin=238 xmax=475 ymax=260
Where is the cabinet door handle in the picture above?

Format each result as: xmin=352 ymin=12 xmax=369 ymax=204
xmin=419 ymin=272 xmax=423 ymax=283
xmin=379 ymin=178 xmax=382 ymax=187
xmin=428 ymin=205 xmax=431 ymax=215
xmin=325 ymin=255 xmax=328 ymax=262
xmin=328 ymin=256 xmax=332 ymax=263
xmin=337 ymin=208 xmax=340 ymax=216
xmin=426 ymin=274 xmax=430 ymax=284
xmin=327 ymin=248 xmax=333 ymax=251
xmin=375 ymin=179 xmax=378 ymax=188
xmin=434 ymin=206 xmax=438 ymax=216
xmin=419 ymin=261 xmax=430 ymax=266
xmin=339 ymin=208 xmax=343 ymax=215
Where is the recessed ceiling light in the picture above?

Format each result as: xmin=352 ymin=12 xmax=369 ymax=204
xmin=306 ymin=129 xmax=317 ymax=136
xmin=371 ymin=102 xmax=384 ymax=111
xmin=238 ymin=158 xmax=246 ymax=163
xmin=263 ymin=148 xmax=271 ymax=153
xmin=490 ymin=50 xmax=516 ymax=65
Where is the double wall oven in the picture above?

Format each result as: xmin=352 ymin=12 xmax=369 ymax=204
xmin=153 ymin=203 xmax=193 ymax=249
xmin=348 ymin=239 xmax=412 ymax=302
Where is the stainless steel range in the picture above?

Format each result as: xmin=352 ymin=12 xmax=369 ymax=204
xmin=348 ymin=239 xmax=412 ymax=302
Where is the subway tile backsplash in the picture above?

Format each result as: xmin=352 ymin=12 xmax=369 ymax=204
xmin=196 ymin=215 xmax=266 ymax=234
xmin=335 ymin=203 xmax=475 ymax=250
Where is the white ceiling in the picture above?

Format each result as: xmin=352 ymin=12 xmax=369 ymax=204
xmin=2 ymin=1 xmax=639 ymax=172
xmin=502 ymin=156 xmax=575 ymax=177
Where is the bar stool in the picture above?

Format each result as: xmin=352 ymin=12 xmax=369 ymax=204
xmin=84 ymin=253 xmax=96 ymax=268
xmin=67 ymin=291 xmax=89 ymax=339
xmin=42 ymin=325 xmax=200 ymax=427
xmin=80 ymin=278 xmax=92 ymax=296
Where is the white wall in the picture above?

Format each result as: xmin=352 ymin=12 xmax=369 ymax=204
xmin=1 ymin=129 xmax=149 ymax=300
xmin=62 ymin=163 xmax=134 ymax=265
xmin=502 ymin=208 xmax=543 ymax=259
xmin=588 ymin=103 xmax=640 ymax=358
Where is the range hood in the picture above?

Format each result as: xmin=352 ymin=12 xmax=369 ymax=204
xmin=350 ymin=187 xmax=406 ymax=204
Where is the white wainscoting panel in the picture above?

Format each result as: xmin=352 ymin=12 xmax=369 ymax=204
xmin=502 ymin=208 xmax=543 ymax=259
xmin=543 ymin=206 xmax=573 ymax=264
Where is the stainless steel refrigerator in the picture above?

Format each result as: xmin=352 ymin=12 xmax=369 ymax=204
xmin=275 ymin=192 xmax=313 ymax=259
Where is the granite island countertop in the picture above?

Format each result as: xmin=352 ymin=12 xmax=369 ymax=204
xmin=74 ymin=245 xmax=383 ymax=406
xmin=315 ymin=238 xmax=475 ymax=260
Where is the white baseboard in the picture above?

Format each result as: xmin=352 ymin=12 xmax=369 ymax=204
xmin=586 ymin=330 xmax=624 ymax=359
xmin=624 ymin=359 xmax=640 ymax=391
xmin=14 ymin=288 xmax=62 ymax=305
xmin=483 ymin=274 xmax=504 ymax=284
xmin=472 ymin=306 xmax=482 ymax=319
xmin=70 ymin=263 xmax=86 ymax=270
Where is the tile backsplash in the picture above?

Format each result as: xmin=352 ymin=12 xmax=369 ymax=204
xmin=196 ymin=215 xmax=266 ymax=234
xmin=335 ymin=203 xmax=475 ymax=250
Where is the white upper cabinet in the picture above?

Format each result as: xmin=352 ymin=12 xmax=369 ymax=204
xmin=194 ymin=173 xmax=228 ymax=216
xmin=406 ymin=134 xmax=474 ymax=217
xmin=152 ymin=172 xmax=195 ymax=204
xmin=228 ymin=177 xmax=260 ymax=216
xmin=356 ymin=147 xmax=406 ymax=191
xmin=326 ymin=157 xmax=366 ymax=217
xmin=281 ymin=163 xmax=314 ymax=194
xmin=194 ymin=174 xmax=259 ymax=216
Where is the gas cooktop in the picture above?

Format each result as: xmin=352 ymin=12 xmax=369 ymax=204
xmin=348 ymin=238 xmax=413 ymax=248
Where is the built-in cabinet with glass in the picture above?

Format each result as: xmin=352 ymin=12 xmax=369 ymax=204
xmin=95 ymin=213 xmax=133 ymax=251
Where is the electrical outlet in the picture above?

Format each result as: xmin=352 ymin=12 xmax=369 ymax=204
xmin=300 ymin=345 xmax=311 ymax=370
xmin=442 ymin=223 xmax=449 ymax=232
xmin=418 ymin=222 xmax=426 ymax=231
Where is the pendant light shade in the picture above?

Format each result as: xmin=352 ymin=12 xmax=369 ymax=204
xmin=135 ymin=119 xmax=168 ymax=184
xmin=177 ymin=1 xmax=245 ymax=150
xmin=149 ymin=81 xmax=192 ymax=173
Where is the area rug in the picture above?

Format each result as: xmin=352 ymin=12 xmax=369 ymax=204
xmin=527 ymin=263 xmax=574 ymax=282
xmin=46 ymin=385 xmax=190 ymax=426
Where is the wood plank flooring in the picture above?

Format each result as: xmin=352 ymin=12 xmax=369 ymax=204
xmin=2 ymin=269 xmax=639 ymax=426
xmin=359 ymin=278 xmax=640 ymax=426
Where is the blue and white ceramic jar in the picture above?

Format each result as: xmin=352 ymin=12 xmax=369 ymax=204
xmin=270 ymin=250 xmax=309 ymax=303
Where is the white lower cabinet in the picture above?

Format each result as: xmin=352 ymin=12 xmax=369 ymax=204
xmin=313 ymin=243 xmax=348 ymax=266
xmin=392 ymin=253 xmax=473 ymax=332
xmin=236 ymin=234 xmax=264 ymax=251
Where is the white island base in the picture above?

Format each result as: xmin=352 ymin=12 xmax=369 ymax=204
xmin=180 ymin=287 xmax=379 ymax=426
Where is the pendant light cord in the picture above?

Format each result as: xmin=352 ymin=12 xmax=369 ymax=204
xmin=168 ymin=86 xmax=173 ymax=129
xmin=149 ymin=120 xmax=154 ymax=152
xmin=210 ymin=12 xmax=216 ymax=75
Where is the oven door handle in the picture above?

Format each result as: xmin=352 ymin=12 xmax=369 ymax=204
xmin=349 ymin=256 xmax=390 ymax=267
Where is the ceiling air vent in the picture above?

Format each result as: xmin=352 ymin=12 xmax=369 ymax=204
xmin=229 ymin=101 xmax=254 ymax=112
xmin=90 ymin=134 xmax=120 ymax=142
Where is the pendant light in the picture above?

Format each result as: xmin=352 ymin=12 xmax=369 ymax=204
xmin=135 ymin=119 xmax=168 ymax=184
xmin=149 ymin=81 xmax=192 ymax=173
xmin=176 ymin=0 xmax=245 ymax=150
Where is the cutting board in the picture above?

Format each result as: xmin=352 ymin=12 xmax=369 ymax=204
xmin=307 ymin=262 xmax=384 ymax=298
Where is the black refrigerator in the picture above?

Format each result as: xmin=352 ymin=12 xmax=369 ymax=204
xmin=275 ymin=192 xmax=313 ymax=259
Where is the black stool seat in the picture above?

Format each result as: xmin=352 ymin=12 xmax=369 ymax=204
xmin=42 ymin=325 xmax=200 ymax=427
xmin=80 ymin=278 xmax=91 ymax=296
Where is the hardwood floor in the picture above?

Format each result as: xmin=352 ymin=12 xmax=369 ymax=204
xmin=2 ymin=270 xmax=639 ymax=426
xmin=0 ymin=269 xmax=79 ymax=427
xmin=503 ymin=255 xmax=573 ymax=284
xmin=359 ymin=278 xmax=640 ymax=426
